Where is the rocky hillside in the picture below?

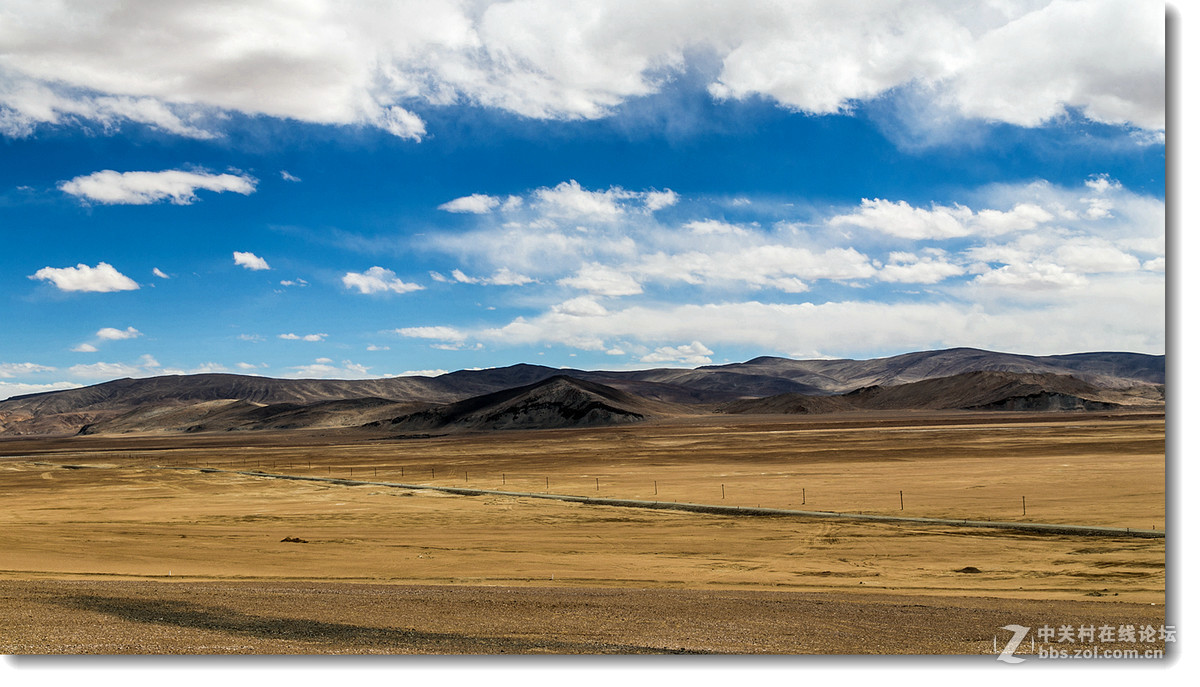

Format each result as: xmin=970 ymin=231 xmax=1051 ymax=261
xmin=0 ymin=348 xmax=1165 ymax=436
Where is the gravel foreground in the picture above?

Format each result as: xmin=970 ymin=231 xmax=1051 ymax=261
xmin=0 ymin=580 xmax=1168 ymax=656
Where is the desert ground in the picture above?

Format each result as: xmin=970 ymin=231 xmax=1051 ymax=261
xmin=0 ymin=411 xmax=1166 ymax=655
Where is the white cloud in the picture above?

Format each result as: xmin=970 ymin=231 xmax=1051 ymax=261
xmin=532 ymin=180 xmax=678 ymax=219
xmin=398 ymin=369 xmax=448 ymax=377
xmin=828 ymin=198 xmax=1053 ymax=240
xmin=60 ymin=169 xmax=256 ymax=205
xmin=96 ymin=326 xmax=141 ymax=341
xmin=876 ymin=252 xmax=966 ymax=284
xmin=71 ymin=344 xmax=99 ymax=353
xmin=233 ymin=251 xmax=271 ymax=271
xmin=366 ymin=344 xmax=390 ymax=351
xmin=342 ymin=266 xmax=423 ymax=294
xmin=279 ymin=278 xmax=309 ymax=287
xmin=0 ymin=1 xmax=1162 ymax=145
xmin=68 ymin=354 xmax=161 ymax=380
xmin=152 ymin=267 xmax=169 ymax=279
xmin=395 ymin=326 xmax=467 ymax=342
xmin=280 ymin=170 xmax=302 ymax=182
xmin=636 ymin=245 xmax=875 ymax=292
xmin=640 ymin=342 xmax=714 ymax=366
xmin=473 ymin=281 xmax=1161 ymax=358
xmin=278 ymin=333 xmax=327 ymax=342
xmin=0 ymin=380 xmax=82 ymax=401
xmin=945 ymin=0 xmax=1164 ymax=130
xmin=557 ymin=263 xmax=643 ymax=297
xmin=644 ymin=189 xmax=679 ymax=211
xmin=446 ymin=267 xmax=534 ymax=286
xmin=0 ymin=362 xmax=56 ymax=378
xmin=287 ymin=359 xmax=372 ymax=379
xmin=685 ymin=219 xmax=750 ymax=236
xmin=484 ymin=268 xmax=535 ymax=286
xmin=158 ymin=362 xmax=233 ymax=375
xmin=0 ymin=80 xmax=217 ymax=139
xmin=535 ymin=180 xmax=633 ymax=219
xmin=1052 ymin=238 xmax=1141 ymax=274
xmin=29 ymin=262 xmax=139 ymax=292
xmin=551 ymin=296 xmax=609 ymax=318
xmin=971 ymin=262 xmax=1088 ymax=290
xmin=439 ymin=193 xmax=502 ymax=213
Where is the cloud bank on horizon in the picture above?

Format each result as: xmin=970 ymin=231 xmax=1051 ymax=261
xmin=0 ymin=0 xmax=1166 ymax=399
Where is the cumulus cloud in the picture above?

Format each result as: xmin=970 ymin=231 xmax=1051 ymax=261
xmin=876 ymin=252 xmax=966 ymax=284
xmin=0 ymin=1 xmax=1163 ymax=143
xmin=0 ymin=362 xmax=56 ymax=378
xmin=640 ymin=342 xmax=714 ymax=366
xmin=72 ymin=326 xmax=141 ymax=353
xmin=96 ymin=326 xmax=141 ymax=341
xmin=533 ymin=180 xmax=676 ymax=219
xmin=29 ymin=262 xmax=139 ymax=292
xmin=398 ymin=369 xmax=449 ymax=377
xmin=439 ymin=193 xmax=502 ymax=214
xmin=425 ymin=176 xmax=1162 ymax=324
xmin=971 ymin=261 xmax=1089 ymax=290
xmin=409 ymin=172 xmax=1162 ymax=359
xmin=287 ymin=359 xmax=373 ymax=379
xmin=60 ymin=169 xmax=256 ymax=205
xmin=558 ymin=263 xmax=643 ymax=297
xmin=68 ymin=354 xmax=161 ymax=380
xmin=944 ymin=0 xmax=1164 ymax=130
xmin=278 ymin=333 xmax=327 ymax=342
xmin=440 ymin=267 xmax=534 ymax=286
xmin=395 ymin=326 xmax=467 ymax=342
xmin=152 ymin=267 xmax=169 ymax=279
xmin=233 ymin=251 xmax=270 ymax=271
xmin=0 ymin=380 xmax=82 ymax=401
xmin=342 ymin=266 xmax=423 ymax=294
xmin=473 ymin=281 xmax=1161 ymax=359
xmin=828 ymin=198 xmax=1053 ymax=239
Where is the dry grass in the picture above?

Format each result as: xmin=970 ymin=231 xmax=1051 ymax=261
xmin=0 ymin=411 xmax=1166 ymax=654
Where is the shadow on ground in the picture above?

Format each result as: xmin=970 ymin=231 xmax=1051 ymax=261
xmin=51 ymin=593 xmax=698 ymax=654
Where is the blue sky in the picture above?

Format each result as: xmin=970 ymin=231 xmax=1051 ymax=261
xmin=0 ymin=0 xmax=1167 ymax=399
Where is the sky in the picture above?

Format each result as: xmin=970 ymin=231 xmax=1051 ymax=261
xmin=0 ymin=0 xmax=1168 ymax=400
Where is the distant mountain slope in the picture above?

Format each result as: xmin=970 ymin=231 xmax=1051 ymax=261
xmin=695 ymin=348 xmax=1164 ymax=394
xmin=719 ymin=371 xmax=1156 ymax=415
xmin=0 ymin=348 xmax=1165 ymax=435
xmin=76 ymin=397 xmax=426 ymax=435
xmin=371 ymin=375 xmax=672 ymax=432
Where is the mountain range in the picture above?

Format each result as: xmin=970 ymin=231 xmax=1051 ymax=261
xmin=0 ymin=348 xmax=1164 ymax=436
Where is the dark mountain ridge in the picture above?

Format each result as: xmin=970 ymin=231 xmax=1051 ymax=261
xmin=0 ymin=348 xmax=1164 ymax=436
xmin=371 ymin=375 xmax=669 ymax=433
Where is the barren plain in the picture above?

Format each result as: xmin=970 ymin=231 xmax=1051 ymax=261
xmin=0 ymin=411 xmax=1166 ymax=654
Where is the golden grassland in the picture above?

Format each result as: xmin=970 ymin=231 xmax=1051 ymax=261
xmin=0 ymin=411 xmax=1167 ymax=654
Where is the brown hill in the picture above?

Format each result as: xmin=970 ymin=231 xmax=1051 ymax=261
xmin=718 ymin=371 xmax=1153 ymax=415
xmin=0 ymin=348 xmax=1165 ymax=436
xmin=76 ymin=397 xmax=428 ymax=435
xmin=370 ymin=375 xmax=675 ymax=433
